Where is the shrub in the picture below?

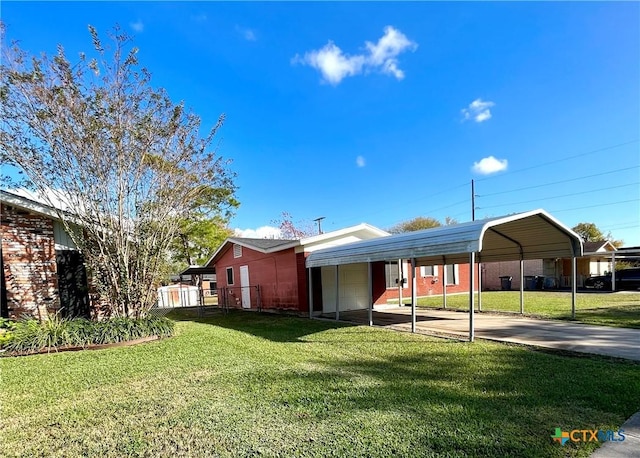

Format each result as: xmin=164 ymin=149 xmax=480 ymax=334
xmin=1 ymin=316 xmax=174 ymax=356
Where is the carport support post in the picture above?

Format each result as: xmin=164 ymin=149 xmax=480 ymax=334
xmin=519 ymin=258 xmax=524 ymax=314
xmin=411 ymin=258 xmax=417 ymax=333
xmin=367 ymin=262 xmax=373 ymax=326
xmin=442 ymin=258 xmax=447 ymax=309
xmin=469 ymin=252 xmax=475 ymax=342
xmin=335 ymin=265 xmax=340 ymax=321
xmin=308 ymin=268 xmax=313 ymax=319
xmin=571 ymin=256 xmax=577 ymax=319
xmin=611 ymin=252 xmax=616 ymax=291
xmin=398 ymin=259 xmax=403 ymax=306
xmin=478 ymin=262 xmax=482 ymax=312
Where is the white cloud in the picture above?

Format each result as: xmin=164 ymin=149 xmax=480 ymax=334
xmin=472 ymin=156 xmax=508 ymax=175
xmin=294 ymin=26 xmax=417 ymax=85
xmin=234 ymin=226 xmax=283 ymax=239
xmin=130 ymin=20 xmax=144 ymax=33
xmin=356 ymin=156 xmax=366 ymax=167
xmin=235 ymin=25 xmax=256 ymax=41
xmin=293 ymin=42 xmax=365 ymax=85
xmin=461 ymin=98 xmax=495 ymax=123
xmin=191 ymin=13 xmax=208 ymax=23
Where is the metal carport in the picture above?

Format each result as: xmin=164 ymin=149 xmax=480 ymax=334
xmin=305 ymin=209 xmax=583 ymax=342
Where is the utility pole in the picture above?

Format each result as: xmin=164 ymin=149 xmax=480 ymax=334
xmin=313 ymin=217 xmax=325 ymax=235
xmin=471 ymin=179 xmax=475 ymax=221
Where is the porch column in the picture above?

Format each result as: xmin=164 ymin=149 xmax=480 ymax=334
xmin=367 ymin=262 xmax=373 ymax=326
xmin=571 ymin=256 xmax=577 ymax=319
xmin=411 ymin=258 xmax=417 ymax=333
xmin=308 ymin=268 xmax=313 ymax=319
xmin=519 ymin=258 xmax=524 ymax=314
xmin=469 ymin=252 xmax=475 ymax=342
xmin=335 ymin=265 xmax=340 ymax=321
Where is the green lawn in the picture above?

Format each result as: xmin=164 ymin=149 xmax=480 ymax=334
xmin=401 ymin=291 xmax=640 ymax=328
xmin=2 ymin=310 xmax=639 ymax=457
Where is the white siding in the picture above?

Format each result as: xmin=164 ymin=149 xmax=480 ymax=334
xmin=53 ymin=221 xmax=77 ymax=250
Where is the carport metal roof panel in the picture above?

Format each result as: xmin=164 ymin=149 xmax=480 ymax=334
xmin=305 ymin=209 xmax=583 ymax=268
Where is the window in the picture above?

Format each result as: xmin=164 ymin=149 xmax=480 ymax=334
xmin=385 ymin=261 xmax=408 ymax=289
xmin=445 ymin=264 xmax=459 ymax=285
xmin=233 ymin=244 xmax=242 ymax=258
xmin=385 ymin=262 xmax=399 ymax=289
xmin=226 ymin=267 xmax=234 ymax=285
xmin=420 ymin=265 xmax=438 ymax=277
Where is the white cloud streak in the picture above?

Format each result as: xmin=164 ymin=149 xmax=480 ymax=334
xmin=236 ymin=25 xmax=257 ymax=41
xmin=234 ymin=226 xmax=283 ymax=239
xmin=472 ymin=156 xmax=508 ymax=175
xmin=356 ymin=156 xmax=366 ymax=167
xmin=294 ymin=26 xmax=417 ymax=85
xmin=462 ymin=98 xmax=495 ymax=123
xmin=130 ymin=20 xmax=144 ymax=33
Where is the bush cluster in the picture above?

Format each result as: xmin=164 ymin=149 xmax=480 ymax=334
xmin=0 ymin=315 xmax=174 ymax=356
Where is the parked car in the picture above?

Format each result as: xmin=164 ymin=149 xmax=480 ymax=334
xmin=583 ymin=268 xmax=640 ymax=291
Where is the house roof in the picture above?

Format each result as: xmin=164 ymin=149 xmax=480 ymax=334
xmin=180 ymin=265 xmax=217 ymax=276
xmin=204 ymin=223 xmax=390 ymax=267
xmin=230 ymin=237 xmax=300 ymax=251
xmin=306 ymin=209 xmax=583 ymax=268
xmin=583 ymin=241 xmax=617 ymax=253
xmin=0 ymin=189 xmax=65 ymax=220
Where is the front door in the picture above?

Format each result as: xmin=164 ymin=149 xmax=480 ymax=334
xmin=240 ymin=265 xmax=251 ymax=309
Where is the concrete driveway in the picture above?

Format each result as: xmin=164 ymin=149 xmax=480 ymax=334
xmin=331 ymin=306 xmax=640 ymax=361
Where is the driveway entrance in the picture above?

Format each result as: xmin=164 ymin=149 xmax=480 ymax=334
xmin=329 ymin=307 xmax=640 ymax=361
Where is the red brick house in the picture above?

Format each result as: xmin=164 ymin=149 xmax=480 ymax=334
xmin=207 ymin=224 xmax=390 ymax=312
xmin=207 ymin=223 xmax=476 ymax=314
xmin=1 ymin=190 xmax=90 ymax=319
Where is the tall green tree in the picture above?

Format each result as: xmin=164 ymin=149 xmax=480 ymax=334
xmin=572 ymin=222 xmax=623 ymax=247
xmin=389 ymin=216 xmax=457 ymax=233
xmin=0 ymin=25 xmax=238 ymax=317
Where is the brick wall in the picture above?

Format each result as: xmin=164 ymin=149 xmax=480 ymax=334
xmin=1 ymin=203 xmax=60 ymax=319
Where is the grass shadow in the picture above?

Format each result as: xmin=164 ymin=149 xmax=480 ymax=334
xmin=167 ymin=307 xmax=357 ymax=342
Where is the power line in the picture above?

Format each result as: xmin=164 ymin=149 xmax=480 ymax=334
xmin=600 ymin=221 xmax=640 ymax=230
xmin=475 ymin=139 xmax=639 ymax=182
xmin=477 ymin=182 xmax=640 ymax=210
xmin=550 ymin=198 xmax=640 ymax=213
xmin=478 ymin=165 xmax=640 ymax=198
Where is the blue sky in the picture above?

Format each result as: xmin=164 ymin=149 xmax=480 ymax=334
xmin=3 ymin=2 xmax=639 ymax=245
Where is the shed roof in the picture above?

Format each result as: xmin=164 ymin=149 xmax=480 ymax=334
xmin=306 ymin=209 xmax=583 ymax=268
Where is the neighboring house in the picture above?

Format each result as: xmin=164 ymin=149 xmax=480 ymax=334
xmin=482 ymin=240 xmax=618 ymax=290
xmin=207 ymin=223 xmax=476 ymax=314
xmin=482 ymin=260 xmax=544 ymax=290
xmin=1 ymin=190 xmax=91 ymax=319
xmin=207 ymin=224 xmax=390 ymax=313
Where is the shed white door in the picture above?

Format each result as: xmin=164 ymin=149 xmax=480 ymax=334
xmin=240 ymin=265 xmax=251 ymax=309
xmin=321 ymin=263 xmax=369 ymax=313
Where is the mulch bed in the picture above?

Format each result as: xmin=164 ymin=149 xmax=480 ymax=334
xmin=1 ymin=335 xmax=164 ymax=357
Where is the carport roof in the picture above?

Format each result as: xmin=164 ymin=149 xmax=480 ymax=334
xmin=305 ymin=209 xmax=583 ymax=268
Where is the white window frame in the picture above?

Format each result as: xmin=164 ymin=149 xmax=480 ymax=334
xmin=420 ymin=265 xmax=438 ymax=277
xmin=226 ymin=267 xmax=234 ymax=285
xmin=445 ymin=264 xmax=459 ymax=285
xmin=385 ymin=261 xmax=409 ymax=289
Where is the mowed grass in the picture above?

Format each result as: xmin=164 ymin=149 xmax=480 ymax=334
xmin=408 ymin=291 xmax=640 ymax=328
xmin=2 ymin=310 xmax=639 ymax=457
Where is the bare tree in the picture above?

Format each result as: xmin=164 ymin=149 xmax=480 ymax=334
xmin=0 ymin=25 xmax=237 ymax=317
xmin=272 ymin=212 xmax=315 ymax=239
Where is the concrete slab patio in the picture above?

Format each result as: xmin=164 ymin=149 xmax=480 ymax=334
xmin=329 ymin=307 xmax=640 ymax=361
